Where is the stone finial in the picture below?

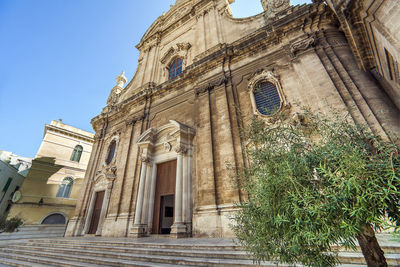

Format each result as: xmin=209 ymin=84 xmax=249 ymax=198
xmin=116 ymin=71 xmax=127 ymax=88
xmin=261 ymin=0 xmax=290 ymax=17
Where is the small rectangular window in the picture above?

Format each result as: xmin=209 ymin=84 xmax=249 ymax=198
xmin=2 ymin=178 xmax=12 ymax=192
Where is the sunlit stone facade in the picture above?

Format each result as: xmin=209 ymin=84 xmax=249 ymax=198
xmin=66 ymin=0 xmax=399 ymax=238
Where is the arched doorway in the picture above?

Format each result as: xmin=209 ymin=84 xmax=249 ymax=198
xmin=130 ymin=120 xmax=195 ymax=238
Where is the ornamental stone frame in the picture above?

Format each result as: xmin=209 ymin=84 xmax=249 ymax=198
xmin=83 ymin=171 xmax=115 ymax=236
xmin=247 ymin=69 xmax=289 ymax=117
xmin=129 ymin=120 xmax=195 ymax=238
xmin=104 ymin=134 xmax=120 ymax=166
xmin=160 ymin=43 xmax=191 ymax=81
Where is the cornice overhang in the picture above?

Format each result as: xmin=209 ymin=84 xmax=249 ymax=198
xmin=44 ymin=124 xmax=94 ymax=143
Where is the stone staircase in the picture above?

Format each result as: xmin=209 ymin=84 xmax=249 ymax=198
xmin=0 ymin=236 xmax=399 ymax=266
xmin=0 ymin=224 xmax=66 ymax=240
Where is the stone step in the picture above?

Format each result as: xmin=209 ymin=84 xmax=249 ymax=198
xmin=0 ymin=251 xmax=85 ymax=267
xmin=0 ymin=258 xmax=43 ymax=267
xmin=27 ymin=238 xmax=242 ymax=251
xmin=27 ymin=237 xmax=400 ymax=255
xmin=0 ymin=230 xmax=64 ymax=236
xmin=6 ymin=244 xmax=249 ymax=260
xmin=338 ymin=251 xmax=400 ymax=266
xmin=331 ymin=244 xmax=400 ymax=254
xmin=2 ymin=242 xmax=396 ymax=267
xmin=0 ymin=256 xmax=49 ymax=267
xmin=8 ymin=243 xmax=400 ymax=266
xmin=0 ymin=247 xmax=289 ymax=266
xmin=17 ymin=225 xmax=66 ymax=230
xmin=0 ymin=233 xmax=64 ymax=240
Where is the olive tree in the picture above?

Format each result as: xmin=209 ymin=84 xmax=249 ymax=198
xmin=232 ymin=111 xmax=400 ymax=266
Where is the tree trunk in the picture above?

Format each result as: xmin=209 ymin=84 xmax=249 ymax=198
xmin=356 ymin=224 xmax=387 ymax=267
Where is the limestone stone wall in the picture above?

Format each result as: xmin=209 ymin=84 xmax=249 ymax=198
xmin=326 ymin=0 xmax=400 ymax=112
xmin=67 ymin=0 xmax=400 ymax=238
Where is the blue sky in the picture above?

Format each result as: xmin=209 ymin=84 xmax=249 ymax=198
xmin=0 ymin=0 xmax=311 ymax=158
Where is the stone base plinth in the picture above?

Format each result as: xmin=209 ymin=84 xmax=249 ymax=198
xmin=170 ymin=223 xmax=189 ymax=238
xmin=128 ymin=224 xmax=148 ymax=238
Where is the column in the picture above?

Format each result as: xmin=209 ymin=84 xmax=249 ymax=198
xmin=147 ymin=163 xmax=158 ymax=231
xmin=175 ymin=151 xmax=183 ymax=224
xmin=185 ymin=149 xmax=192 ymax=224
xmin=171 ymin=145 xmax=187 ymax=238
xmin=134 ymin=158 xmax=148 ymax=225
xmin=141 ymin=162 xmax=153 ymax=225
xmin=182 ymin=152 xmax=188 ymax=223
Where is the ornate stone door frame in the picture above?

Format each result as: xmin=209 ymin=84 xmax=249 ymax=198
xmin=83 ymin=171 xmax=115 ymax=236
xmin=130 ymin=120 xmax=195 ymax=238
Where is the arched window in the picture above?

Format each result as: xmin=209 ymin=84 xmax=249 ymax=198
xmin=105 ymin=140 xmax=117 ymax=165
xmin=253 ymin=81 xmax=281 ymax=116
xmin=41 ymin=213 xmax=66 ymax=224
xmin=70 ymin=145 xmax=83 ymax=162
xmin=168 ymin=58 xmax=183 ymax=80
xmin=56 ymin=177 xmax=74 ymax=198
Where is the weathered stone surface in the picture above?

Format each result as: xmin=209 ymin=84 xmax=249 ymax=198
xmin=67 ymin=0 xmax=400 ymax=238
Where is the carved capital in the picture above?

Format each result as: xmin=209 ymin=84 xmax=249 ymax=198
xmin=140 ymin=155 xmax=151 ymax=163
xmin=174 ymin=145 xmax=187 ymax=155
xmin=195 ymin=77 xmax=228 ymax=96
xmin=105 ymin=166 xmax=117 ymax=179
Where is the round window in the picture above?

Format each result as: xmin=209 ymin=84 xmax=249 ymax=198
xmin=253 ymin=81 xmax=281 ymax=116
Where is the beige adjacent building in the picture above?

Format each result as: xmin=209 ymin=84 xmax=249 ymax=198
xmin=7 ymin=120 xmax=94 ymax=225
xmin=66 ymin=0 xmax=399 ymax=238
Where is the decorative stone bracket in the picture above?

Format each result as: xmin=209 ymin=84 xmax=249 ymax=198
xmin=290 ymin=36 xmax=316 ymax=58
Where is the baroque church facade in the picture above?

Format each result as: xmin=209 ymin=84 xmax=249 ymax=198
xmin=66 ymin=0 xmax=400 ymax=238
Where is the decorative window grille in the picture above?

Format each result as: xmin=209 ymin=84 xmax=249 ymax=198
xmin=70 ymin=145 xmax=83 ymax=162
xmin=105 ymin=140 xmax=117 ymax=165
xmin=168 ymin=58 xmax=183 ymax=80
xmin=56 ymin=177 xmax=74 ymax=198
xmin=253 ymin=81 xmax=281 ymax=115
xmin=42 ymin=213 xmax=66 ymax=224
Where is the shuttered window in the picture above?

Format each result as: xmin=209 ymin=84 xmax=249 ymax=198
xmin=168 ymin=58 xmax=183 ymax=80
xmin=253 ymin=81 xmax=281 ymax=115
xmin=70 ymin=145 xmax=83 ymax=162
xmin=56 ymin=177 xmax=74 ymax=198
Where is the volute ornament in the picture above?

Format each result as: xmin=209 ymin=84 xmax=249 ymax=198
xmin=261 ymin=0 xmax=290 ymax=18
xmin=174 ymin=145 xmax=187 ymax=155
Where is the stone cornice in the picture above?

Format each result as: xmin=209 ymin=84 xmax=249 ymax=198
xmin=45 ymin=125 xmax=94 ymax=143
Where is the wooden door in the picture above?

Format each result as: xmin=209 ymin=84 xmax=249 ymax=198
xmin=152 ymin=160 xmax=176 ymax=234
xmin=88 ymin=190 xmax=105 ymax=234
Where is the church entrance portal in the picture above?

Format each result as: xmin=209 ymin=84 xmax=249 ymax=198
xmin=152 ymin=160 xmax=176 ymax=234
xmin=88 ymin=190 xmax=104 ymax=234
